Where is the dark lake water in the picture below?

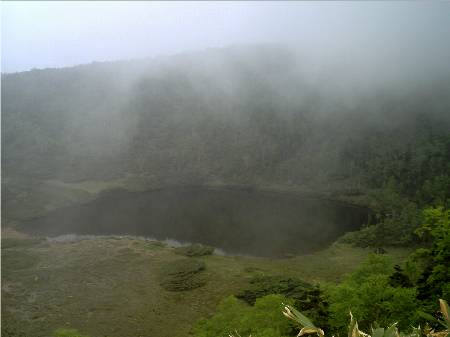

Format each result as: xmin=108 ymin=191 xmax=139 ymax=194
xmin=21 ymin=187 xmax=370 ymax=257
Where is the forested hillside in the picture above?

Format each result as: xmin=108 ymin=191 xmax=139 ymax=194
xmin=2 ymin=46 xmax=449 ymax=188
xmin=2 ymin=45 xmax=450 ymax=234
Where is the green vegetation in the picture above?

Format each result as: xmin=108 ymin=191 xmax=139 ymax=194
xmin=160 ymin=258 xmax=207 ymax=291
xmin=328 ymin=208 xmax=450 ymax=333
xmin=2 ymin=46 xmax=450 ymax=337
xmin=283 ymin=299 xmax=450 ymax=337
xmin=336 ymin=206 xmax=449 ymax=334
xmin=196 ymin=248 xmax=448 ymax=337
xmin=194 ymin=294 xmax=296 ymax=337
xmin=3 ymin=47 xmax=450 ymax=229
xmin=328 ymin=254 xmax=418 ymax=332
xmin=174 ymin=243 xmax=215 ymax=257
xmin=412 ymin=207 xmax=450 ymax=305
xmin=0 ymin=222 xmax=446 ymax=337
xmin=0 ymin=236 xmax=411 ymax=337
xmin=54 ymin=329 xmax=90 ymax=337
xmin=1 ymin=249 xmax=39 ymax=272
xmin=1 ymin=237 xmax=43 ymax=249
xmin=236 ymin=275 xmax=328 ymax=328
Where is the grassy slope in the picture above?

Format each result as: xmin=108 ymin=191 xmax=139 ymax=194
xmin=4 ymin=176 xmax=144 ymax=224
xmin=1 ymin=235 xmax=411 ymax=337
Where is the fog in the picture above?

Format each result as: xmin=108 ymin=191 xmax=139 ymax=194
xmin=3 ymin=2 xmax=450 ymax=186
xmin=3 ymin=1 xmax=450 ymax=76
xmin=2 ymin=3 xmax=450 ymax=336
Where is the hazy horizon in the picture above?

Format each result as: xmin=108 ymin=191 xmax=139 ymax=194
xmin=2 ymin=1 xmax=450 ymax=73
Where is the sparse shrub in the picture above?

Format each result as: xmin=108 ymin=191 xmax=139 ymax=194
xmin=338 ymin=225 xmax=379 ymax=247
xmin=236 ymin=275 xmax=328 ymax=329
xmin=160 ymin=258 xmax=207 ymax=291
xmin=174 ymin=243 xmax=214 ymax=257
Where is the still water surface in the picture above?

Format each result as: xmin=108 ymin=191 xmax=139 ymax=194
xmin=23 ymin=187 xmax=370 ymax=257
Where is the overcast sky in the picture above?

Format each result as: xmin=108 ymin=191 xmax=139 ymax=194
xmin=2 ymin=1 xmax=450 ymax=73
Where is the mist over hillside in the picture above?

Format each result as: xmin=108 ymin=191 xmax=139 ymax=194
xmin=2 ymin=45 xmax=450 ymax=197
xmin=3 ymin=3 xmax=450 ymax=336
